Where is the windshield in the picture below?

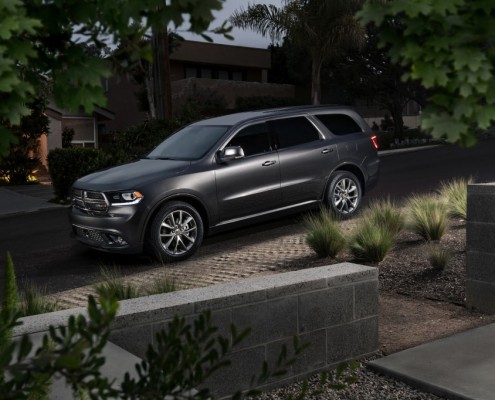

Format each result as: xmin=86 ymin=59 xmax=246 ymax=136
xmin=147 ymin=125 xmax=231 ymax=161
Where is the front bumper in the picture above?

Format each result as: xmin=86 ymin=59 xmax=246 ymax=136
xmin=68 ymin=205 xmax=146 ymax=254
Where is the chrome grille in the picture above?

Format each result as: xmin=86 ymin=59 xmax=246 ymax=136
xmin=72 ymin=189 xmax=109 ymax=215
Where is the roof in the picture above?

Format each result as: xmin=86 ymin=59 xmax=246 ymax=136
xmin=193 ymin=105 xmax=354 ymax=126
xmin=170 ymin=40 xmax=271 ymax=69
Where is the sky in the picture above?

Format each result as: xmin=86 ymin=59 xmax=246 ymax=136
xmin=178 ymin=0 xmax=284 ymax=48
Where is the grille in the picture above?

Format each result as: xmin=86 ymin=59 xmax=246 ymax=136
xmin=72 ymin=189 xmax=109 ymax=215
xmin=73 ymin=226 xmax=107 ymax=243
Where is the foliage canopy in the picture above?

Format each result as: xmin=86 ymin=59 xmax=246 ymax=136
xmin=358 ymin=0 xmax=495 ymax=146
xmin=0 ymin=0 xmax=228 ymax=157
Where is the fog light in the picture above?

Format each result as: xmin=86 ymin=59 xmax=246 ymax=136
xmin=107 ymin=234 xmax=128 ymax=246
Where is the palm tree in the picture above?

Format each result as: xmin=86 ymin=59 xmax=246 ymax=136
xmin=231 ymin=0 xmax=365 ymax=104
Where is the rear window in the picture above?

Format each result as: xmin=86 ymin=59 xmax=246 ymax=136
xmin=315 ymin=114 xmax=362 ymax=136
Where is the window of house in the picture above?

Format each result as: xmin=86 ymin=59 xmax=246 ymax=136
xmin=63 ymin=118 xmax=96 ymax=148
xmin=232 ymin=71 xmax=244 ymax=81
xmin=200 ymin=68 xmax=212 ymax=79
xmin=185 ymin=67 xmax=197 ymax=78
xmin=218 ymin=70 xmax=229 ymax=80
xmin=228 ymin=123 xmax=272 ymax=157
xmin=315 ymin=114 xmax=362 ymax=135
xmin=268 ymin=117 xmax=320 ymax=149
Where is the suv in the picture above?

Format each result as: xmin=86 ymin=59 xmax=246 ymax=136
xmin=69 ymin=105 xmax=380 ymax=262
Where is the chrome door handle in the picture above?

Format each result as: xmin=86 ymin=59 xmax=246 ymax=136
xmin=321 ymin=148 xmax=334 ymax=154
xmin=262 ymin=160 xmax=276 ymax=166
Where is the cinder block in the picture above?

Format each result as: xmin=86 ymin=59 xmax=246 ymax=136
xmin=326 ymin=316 xmax=379 ymax=363
xmin=466 ymin=280 xmax=495 ymax=314
xmin=325 ymin=263 xmax=378 ymax=288
xmin=466 ymin=221 xmax=495 ymax=253
xmin=467 ymin=251 xmax=495 ymax=283
xmin=109 ymin=324 xmax=153 ymax=358
xmin=467 ymin=192 xmax=495 ymax=223
xmin=298 ymin=286 xmax=354 ymax=333
xmin=354 ymin=280 xmax=379 ymax=320
xmin=205 ymin=345 xmax=266 ymax=398
xmin=266 ymin=329 xmax=327 ymax=376
xmin=232 ymin=296 xmax=298 ymax=349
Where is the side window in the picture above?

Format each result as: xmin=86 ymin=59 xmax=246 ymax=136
xmin=268 ymin=117 xmax=320 ymax=149
xmin=315 ymin=114 xmax=362 ymax=135
xmin=228 ymin=123 xmax=272 ymax=157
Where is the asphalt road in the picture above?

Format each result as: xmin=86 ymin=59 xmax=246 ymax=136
xmin=2 ymin=138 xmax=495 ymax=294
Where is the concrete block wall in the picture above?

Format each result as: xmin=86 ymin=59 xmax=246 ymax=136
xmin=14 ymin=263 xmax=378 ymax=399
xmin=467 ymin=183 xmax=495 ymax=313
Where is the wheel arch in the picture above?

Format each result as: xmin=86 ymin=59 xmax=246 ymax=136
xmin=143 ymin=194 xmax=211 ymax=244
xmin=328 ymin=163 xmax=366 ymax=197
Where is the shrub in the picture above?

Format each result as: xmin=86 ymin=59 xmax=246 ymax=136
xmin=94 ymin=267 xmax=141 ymax=300
xmin=438 ymin=177 xmax=473 ymax=220
xmin=426 ymin=243 xmax=450 ymax=270
xmin=349 ymin=220 xmax=394 ymax=263
xmin=47 ymin=148 xmax=113 ymax=200
xmin=304 ymin=209 xmax=346 ymax=258
xmin=363 ymin=198 xmax=405 ymax=237
xmin=0 ymin=252 xmax=19 ymax=355
xmin=20 ymin=282 xmax=62 ymax=317
xmin=407 ymin=195 xmax=449 ymax=241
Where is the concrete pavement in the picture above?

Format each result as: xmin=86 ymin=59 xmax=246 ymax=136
xmin=0 ymin=183 xmax=65 ymax=218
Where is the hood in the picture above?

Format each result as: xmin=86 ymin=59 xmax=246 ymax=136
xmin=73 ymin=159 xmax=191 ymax=191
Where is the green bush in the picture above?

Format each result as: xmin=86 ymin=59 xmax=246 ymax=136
xmin=407 ymin=195 xmax=449 ymax=241
xmin=47 ymin=148 xmax=113 ymax=200
xmin=426 ymin=243 xmax=450 ymax=270
xmin=438 ymin=177 xmax=472 ymax=220
xmin=305 ymin=209 xmax=346 ymax=258
xmin=147 ymin=276 xmax=180 ymax=295
xmin=349 ymin=220 xmax=394 ymax=264
xmin=363 ymin=198 xmax=405 ymax=237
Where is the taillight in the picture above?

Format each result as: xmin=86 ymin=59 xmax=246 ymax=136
xmin=371 ymin=135 xmax=379 ymax=150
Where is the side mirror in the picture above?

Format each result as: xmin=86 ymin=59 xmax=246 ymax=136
xmin=218 ymin=146 xmax=245 ymax=163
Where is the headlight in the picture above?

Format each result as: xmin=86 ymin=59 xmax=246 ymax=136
xmin=107 ymin=191 xmax=144 ymax=206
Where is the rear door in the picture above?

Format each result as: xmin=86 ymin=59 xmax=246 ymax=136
xmin=269 ymin=116 xmax=337 ymax=206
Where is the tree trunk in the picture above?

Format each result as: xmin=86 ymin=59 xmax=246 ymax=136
xmin=311 ymin=55 xmax=322 ymax=105
xmin=145 ymin=62 xmax=156 ymax=119
xmin=152 ymin=30 xmax=173 ymax=119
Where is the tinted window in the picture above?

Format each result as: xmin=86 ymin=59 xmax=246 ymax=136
xmin=148 ymin=125 xmax=230 ymax=160
xmin=228 ymin=123 xmax=272 ymax=156
xmin=315 ymin=114 xmax=362 ymax=135
xmin=268 ymin=117 xmax=320 ymax=149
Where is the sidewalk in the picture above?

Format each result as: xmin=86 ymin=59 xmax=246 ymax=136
xmin=0 ymin=183 xmax=66 ymax=218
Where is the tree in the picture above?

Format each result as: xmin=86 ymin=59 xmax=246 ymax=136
xmin=0 ymin=0 xmax=229 ymax=157
xmin=358 ymin=0 xmax=495 ymax=146
xmin=0 ymin=95 xmax=49 ymax=184
xmin=231 ymin=0 xmax=365 ymax=105
xmin=333 ymin=27 xmax=426 ymax=140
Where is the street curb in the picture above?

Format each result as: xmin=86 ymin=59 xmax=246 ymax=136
xmin=378 ymin=144 xmax=444 ymax=157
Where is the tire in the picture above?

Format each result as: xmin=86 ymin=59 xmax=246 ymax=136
xmin=326 ymin=171 xmax=362 ymax=218
xmin=149 ymin=201 xmax=204 ymax=262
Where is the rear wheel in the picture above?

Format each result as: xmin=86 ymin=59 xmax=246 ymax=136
xmin=326 ymin=171 xmax=362 ymax=218
xmin=149 ymin=201 xmax=204 ymax=262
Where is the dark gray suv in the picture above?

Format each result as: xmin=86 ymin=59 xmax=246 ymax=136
xmin=69 ymin=105 xmax=380 ymax=262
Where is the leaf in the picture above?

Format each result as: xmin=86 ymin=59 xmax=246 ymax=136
xmin=421 ymin=111 xmax=469 ymax=142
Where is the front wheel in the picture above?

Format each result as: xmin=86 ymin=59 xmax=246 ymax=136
xmin=149 ymin=201 xmax=204 ymax=262
xmin=326 ymin=171 xmax=362 ymax=218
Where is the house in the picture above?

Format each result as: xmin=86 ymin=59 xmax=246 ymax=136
xmin=38 ymin=102 xmax=114 ymax=167
xmin=104 ymin=40 xmax=296 ymax=132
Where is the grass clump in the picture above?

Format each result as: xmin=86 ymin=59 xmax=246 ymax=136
xmin=438 ymin=177 xmax=472 ymax=220
xmin=426 ymin=243 xmax=450 ymax=270
xmin=20 ymin=282 xmax=62 ymax=317
xmin=304 ymin=208 xmax=346 ymax=258
xmin=349 ymin=219 xmax=394 ymax=264
xmin=407 ymin=194 xmax=448 ymax=241
xmin=95 ymin=267 xmax=141 ymax=300
xmin=363 ymin=198 xmax=405 ymax=237
xmin=146 ymin=276 xmax=180 ymax=295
